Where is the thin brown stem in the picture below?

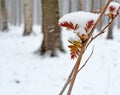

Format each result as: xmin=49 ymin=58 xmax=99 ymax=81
xmin=67 ymin=1 xmax=111 ymax=95
xmin=59 ymin=46 xmax=94 ymax=95
xmin=58 ymin=0 xmax=111 ymax=95
xmin=87 ymin=8 xmax=120 ymax=48
xmin=88 ymin=0 xmax=111 ymax=39
xmin=67 ymin=46 xmax=85 ymax=95
xmin=59 ymin=65 xmax=75 ymax=95
xmin=78 ymin=45 xmax=94 ymax=72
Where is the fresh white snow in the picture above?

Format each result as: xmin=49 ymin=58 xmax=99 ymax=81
xmin=58 ymin=11 xmax=99 ymax=36
xmin=105 ymin=1 xmax=120 ymax=16
xmin=0 ymin=25 xmax=120 ymax=95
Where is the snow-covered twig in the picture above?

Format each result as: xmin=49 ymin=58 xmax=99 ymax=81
xmin=66 ymin=1 xmax=111 ymax=95
xmin=58 ymin=0 xmax=120 ymax=95
xmin=59 ymin=46 xmax=94 ymax=95
xmin=87 ymin=6 xmax=120 ymax=48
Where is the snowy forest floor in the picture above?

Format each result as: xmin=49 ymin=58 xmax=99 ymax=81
xmin=0 ymin=25 xmax=120 ymax=95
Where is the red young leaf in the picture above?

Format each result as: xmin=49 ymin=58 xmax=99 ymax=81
xmin=85 ymin=20 xmax=94 ymax=32
xmin=58 ymin=21 xmax=79 ymax=30
xmin=68 ymin=45 xmax=80 ymax=59
xmin=109 ymin=6 xmax=115 ymax=12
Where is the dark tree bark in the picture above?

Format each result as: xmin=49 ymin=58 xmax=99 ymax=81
xmin=0 ymin=0 xmax=8 ymax=31
xmin=40 ymin=0 xmax=64 ymax=56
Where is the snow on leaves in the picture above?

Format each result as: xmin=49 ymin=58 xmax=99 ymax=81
xmin=105 ymin=1 xmax=120 ymax=18
xmin=68 ymin=36 xmax=82 ymax=59
xmin=58 ymin=11 xmax=99 ymax=37
xmin=58 ymin=11 xmax=99 ymax=59
xmin=68 ymin=40 xmax=82 ymax=59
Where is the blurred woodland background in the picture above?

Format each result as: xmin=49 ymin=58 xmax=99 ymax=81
xmin=0 ymin=0 xmax=120 ymax=56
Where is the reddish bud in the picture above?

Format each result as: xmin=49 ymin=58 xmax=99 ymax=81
xmin=109 ymin=6 xmax=115 ymax=12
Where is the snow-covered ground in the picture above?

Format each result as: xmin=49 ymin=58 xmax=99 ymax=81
xmin=0 ymin=25 xmax=120 ymax=95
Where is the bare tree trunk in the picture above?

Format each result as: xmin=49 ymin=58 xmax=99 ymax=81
xmin=37 ymin=0 xmax=42 ymax=25
xmin=32 ymin=0 xmax=36 ymax=24
xmin=58 ymin=0 xmax=63 ymax=17
xmin=0 ymin=0 xmax=8 ymax=31
xmin=7 ymin=0 xmax=13 ymax=25
xmin=107 ymin=0 xmax=113 ymax=39
xmin=21 ymin=0 xmax=24 ymax=24
xmin=23 ymin=0 xmax=33 ymax=36
xmin=117 ymin=15 xmax=120 ymax=28
xmin=16 ymin=0 xmax=21 ymax=26
xmin=82 ymin=0 xmax=87 ymax=11
xmin=97 ymin=0 xmax=107 ymax=31
xmin=107 ymin=20 xmax=114 ymax=39
xmin=116 ymin=0 xmax=120 ymax=28
xmin=12 ymin=0 xmax=17 ymax=26
xmin=71 ymin=0 xmax=80 ymax=12
xmin=40 ymin=0 xmax=64 ymax=56
xmin=62 ymin=0 xmax=71 ymax=15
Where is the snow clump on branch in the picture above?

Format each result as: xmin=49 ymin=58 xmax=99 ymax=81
xmin=58 ymin=11 xmax=99 ymax=59
xmin=58 ymin=11 xmax=99 ymax=39
xmin=105 ymin=1 xmax=120 ymax=18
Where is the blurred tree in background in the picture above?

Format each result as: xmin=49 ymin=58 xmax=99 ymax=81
xmin=23 ymin=0 xmax=33 ymax=36
xmin=40 ymin=0 xmax=64 ymax=56
xmin=0 ymin=0 xmax=120 ymax=56
xmin=0 ymin=0 xmax=8 ymax=31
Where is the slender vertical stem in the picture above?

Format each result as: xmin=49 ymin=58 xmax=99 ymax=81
xmin=59 ymin=65 xmax=75 ymax=95
xmin=67 ymin=0 xmax=111 ymax=95
xmin=67 ymin=46 xmax=85 ymax=95
xmin=89 ymin=0 xmax=111 ymax=37
xmin=67 ymin=48 xmax=82 ymax=95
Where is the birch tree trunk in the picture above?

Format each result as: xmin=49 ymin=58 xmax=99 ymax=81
xmin=40 ymin=0 xmax=64 ymax=56
xmin=23 ymin=0 xmax=32 ymax=36
xmin=0 ymin=0 xmax=8 ymax=31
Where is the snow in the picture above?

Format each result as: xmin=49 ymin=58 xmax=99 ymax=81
xmin=58 ymin=11 xmax=99 ymax=36
xmin=105 ymin=1 xmax=120 ymax=16
xmin=0 ymin=25 xmax=120 ymax=95
xmin=68 ymin=33 xmax=82 ymax=43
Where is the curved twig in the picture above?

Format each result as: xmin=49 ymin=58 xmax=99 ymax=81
xmin=78 ymin=45 xmax=94 ymax=72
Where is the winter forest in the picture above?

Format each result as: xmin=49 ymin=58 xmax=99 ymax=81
xmin=0 ymin=0 xmax=120 ymax=95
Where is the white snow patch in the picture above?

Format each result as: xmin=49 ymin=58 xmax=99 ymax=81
xmin=0 ymin=25 xmax=120 ymax=95
xmin=105 ymin=1 xmax=120 ymax=16
xmin=59 ymin=11 xmax=99 ymax=36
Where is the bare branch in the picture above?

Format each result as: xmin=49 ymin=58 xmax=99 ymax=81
xmin=58 ymin=0 xmax=112 ymax=95
xmin=86 ymin=6 xmax=120 ymax=48
xmin=78 ymin=45 xmax=94 ymax=72
xmin=59 ymin=46 xmax=94 ymax=95
xmin=59 ymin=65 xmax=75 ymax=95
xmin=67 ymin=1 xmax=111 ymax=95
